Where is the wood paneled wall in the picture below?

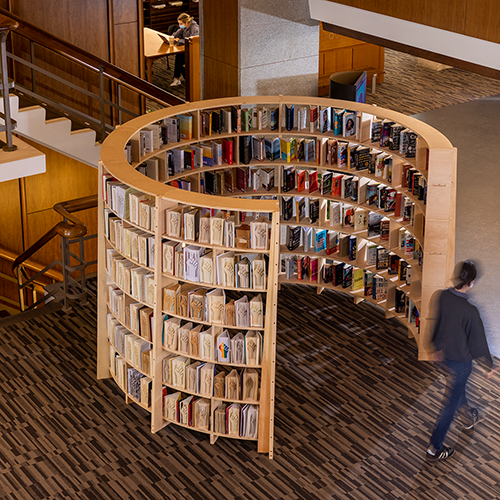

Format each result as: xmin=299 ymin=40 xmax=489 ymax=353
xmin=10 ymin=0 xmax=110 ymax=59
xmin=0 ymin=138 xmax=98 ymax=307
xmin=22 ymin=138 xmax=98 ymax=272
xmin=324 ymin=0 xmax=500 ymax=44
xmin=202 ymin=0 xmax=239 ymax=99
xmin=7 ymin=0 xmax=142 ymax=124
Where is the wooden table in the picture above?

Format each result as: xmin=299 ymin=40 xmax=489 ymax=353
xmin=144 ymin=27 xmax=184 ymax=82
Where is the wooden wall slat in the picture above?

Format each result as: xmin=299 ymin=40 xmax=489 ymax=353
xmin=464 ymin=0 xmax=500 ymax=44
xmin=22 ymin=139 xmax=98 ymax=214
xmin=10 ymin=0 xmax=110 ymax=60
xmin=0 ymin=178 xmax=23 ymax=255
xmin=113 ymin=0 xmax=139 ymax=25
xmin=203 ymin=0 xmax=238 ymax=67
xmin=203 ymin=57 xmax=239 ymax=99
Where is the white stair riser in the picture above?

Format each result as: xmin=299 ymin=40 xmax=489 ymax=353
xmin=0 ymin=95 xmax=101 ymax=168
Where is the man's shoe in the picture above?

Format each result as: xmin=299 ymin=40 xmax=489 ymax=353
xmin=426 ymin=446 xmax=455 ymax=462
xmin=464 ymin=407 xmax=479 ymax=430
xmin=170 ymin=78 xmax=182 ymax=87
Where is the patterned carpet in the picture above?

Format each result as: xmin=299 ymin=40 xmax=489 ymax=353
xmin=148 ymin=48 xmax=500 ymax=116
xmin=1 ymin=284 xmax=500 ymax=499
xmin=342 ymin=49 xmax=500 ymax=115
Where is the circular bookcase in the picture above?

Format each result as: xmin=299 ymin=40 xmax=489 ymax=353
xmin=98 ymin=96 xmax=456 ymax=458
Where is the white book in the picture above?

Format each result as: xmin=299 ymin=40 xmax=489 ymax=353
xmin=199 ymin=327 xmax=217 ymax=361
xmin=206 ymin=288 xmax=226 ymax=324
xmin=210 ymin=212 xmax=225 ymax=246
xmin=245 ymin=405 xmax=259 ymax=439
xmin=235 ymin=295 xmax=249 ymax=327
xmin=200 ymin=252 xmax=213 ymax=285
xmin=162 ymin=241 xmax=179 ymax=275
xmin=183 ymin=245 xmax=204 ymax=283
xmin=216 ymin=251 xmax=235 ymax=287
xmin=163 ymin=317 xmax=182 ymax=352
xmin=199 ymin=363 xmax=215 ymax=397
xmin=227 ymin=403 xmax=241 ymax=436
xmin=249 ymin=295 xmax=264 ymax=328
xmin=251 ymin=254 xmax=266 ymax=291
xmin=250 ymin=217 xmax=269 ymax=250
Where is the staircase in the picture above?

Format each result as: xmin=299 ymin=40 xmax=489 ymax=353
xmin=0 ymin=94 xmax=101 ymax=168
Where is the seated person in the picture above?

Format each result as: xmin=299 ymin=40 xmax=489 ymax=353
xmin=171 ymin=13 xmax=199 ymax=87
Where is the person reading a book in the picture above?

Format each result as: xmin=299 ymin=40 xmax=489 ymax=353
xmin=170 ymin=13 xmax=199 ymax=87
xmin=426 ymin=261 xmax=493 ymax=462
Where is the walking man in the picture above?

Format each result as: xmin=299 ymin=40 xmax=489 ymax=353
xmin=426 ymin=261 xmax=493 ymax=462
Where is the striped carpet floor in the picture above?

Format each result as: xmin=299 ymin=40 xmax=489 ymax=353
xmin=147 ymin=48 xmax=500 ymax=116
xmin=1 ymin=284 xmax=500 ymax=499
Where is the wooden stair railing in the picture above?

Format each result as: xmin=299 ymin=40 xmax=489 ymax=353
xmin=11 ymin=194 xmax=98 ymax=312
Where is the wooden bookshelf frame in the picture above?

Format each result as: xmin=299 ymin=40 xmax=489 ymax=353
xmin=98 ymin=95 xmax=456 ymax=458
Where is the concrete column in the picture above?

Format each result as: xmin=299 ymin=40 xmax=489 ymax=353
xmin=202 ymin=0 xmax=319 ymax=99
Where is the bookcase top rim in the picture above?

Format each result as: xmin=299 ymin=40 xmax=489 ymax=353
xmin=100 ymin=96 xmax=453 ymax=210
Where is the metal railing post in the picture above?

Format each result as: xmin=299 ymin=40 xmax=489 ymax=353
xmin=60 ymin=232 xmax=71 ymax=312
xmin=0 ymin=30 xmax=16 ymax=152
xmin=117 ymin=82 xmax=122 ymax=125
xmin=78 ymin=235 xmax=88 ymax=306
xmin=17 ymin=266 xmax=25 ymax=312
xmin=99 ymin=65 xmax=106 ymax=142
xmin=30 ymin=40 xmax=36 ymax=93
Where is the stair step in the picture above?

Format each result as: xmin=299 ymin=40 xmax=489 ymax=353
xmin=45 ymin=116 xmax=72 ymax=134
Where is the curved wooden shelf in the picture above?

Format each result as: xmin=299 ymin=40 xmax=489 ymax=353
xmin=161 ymin=310 xmax=264 ymax=332
xmin=98 ymin=95 xmax=456 ymax=460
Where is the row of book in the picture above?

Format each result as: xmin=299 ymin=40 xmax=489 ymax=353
xmin=166 ymin=205 xmax=270 ymax=250
xmin=103 ymin=177 xmax=157 ymax=232
xmin=163 ymin=315 xmax=262 ymax=365
xmin=106 ymin=217 xmax=155 ymax=269
xmin=326 ymin=264 xmax=389 ymax=300
xmin=163 ymin=355 xmax=260 ymax=401
xmin=213 ymin=402 xmax=259 ymax=438
xmin=111 ymin=300 xmax=153 ymax=342
xmin=202 ymin=166 xmax=274 ymax=195
xmin=197 ymin=104 xmax=357 ymax=138
xmin=283 ymin=229 xmax=357 ymax=260
xmin=125 ymin=116 xmax=194 ymax=163
xmin=395 ymin=292 xmax=420 ymax=328
xmin=153 ymin=131 xmax=418 ymax=179
xmin=281 ymin=235 xmax=420 ymax=278
xmin=281 ymin=165 xmax=425 ymax=206
xmin=111 ymin=352 xmax=152 ymax=408
xmin=107 ymin=250 xmax=154 ymax=305
xmin=163 ymin=392 xmax=211 ymax=431
xmin=196 ymin=105 xmax=418 ymax=161
xmin=108 ymin=316 xmax=152 ymax=375
xmin=282 ymin=204 xmax=419 ymax=248
xmin=163 ymin=241 xmax=268 ymax=290
xmin=163 ymin=283 xmax=264 ymax=329
xmin=200 ymin=106 xmax=278 ymax=136
xmin=163 ymin=390 xmax=260 ymax=439
xmin=193 ymin=165 xmax=423 ymax=220
xmin=163 ymin=318 xmax=261 ymax=364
